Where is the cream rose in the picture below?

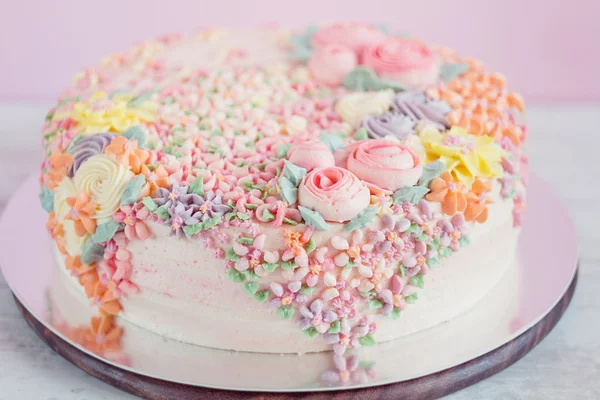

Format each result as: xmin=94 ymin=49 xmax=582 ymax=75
xmin=345 ymin=140 xmax=423 ymax=191
xmin=298 ymin=166 xmax=370 ymax=222
xmin=335 ymin=90 xmax=395 ymax=126
xmin=54 ymin=177 xmax=90 ymax=256
xmin=73 ymin=154 xmax=134 ymax=223
xmin=287 ymin=141 xmax=335 ymax=172
xmin=362 ymin=37 xmax=440 ymax=89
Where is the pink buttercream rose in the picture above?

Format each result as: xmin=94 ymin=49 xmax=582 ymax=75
xmin=361 ymin=37 xmax=440 ymax=89
xmin=308 ymin=44 xmax=357 ymax=86
xmin=343 ymin=140 xmax=423 ymax=191
xmin=298 ymin=166 xmax=370 ymax=222
xmin=287 ymin=141 xmax=335 ymax=172
xmin=311 ymin=22 xmax=387 ymax=54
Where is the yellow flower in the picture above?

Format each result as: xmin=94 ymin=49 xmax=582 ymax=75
xmin=419 ymin=125 xmax=505 ymax=188
xmin=55 ymin=91 xmax=157 ymax=134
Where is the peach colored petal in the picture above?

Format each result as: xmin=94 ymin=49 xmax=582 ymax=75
xmin=442 ymin=192 xmax=458 ymax=216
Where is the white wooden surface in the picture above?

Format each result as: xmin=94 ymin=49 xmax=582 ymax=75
xmin=0 ymin=104 xmax=599 ymax=399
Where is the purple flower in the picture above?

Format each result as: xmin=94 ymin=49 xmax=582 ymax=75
xmin=298 ymin=299 xmax=338 ymax=333
xmin=67 ymin=132 xmax=115 ymax=176
xmin=321 ymin=354 xmax=371 ymax=385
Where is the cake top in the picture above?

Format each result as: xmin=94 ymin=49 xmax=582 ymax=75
xmin=40 ymin=23 xmax=527 ymax=381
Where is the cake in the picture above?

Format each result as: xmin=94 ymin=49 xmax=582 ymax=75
xmin=39 ymin=23 xmax=527 ymax=368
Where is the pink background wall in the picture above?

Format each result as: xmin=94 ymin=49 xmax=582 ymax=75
xmin=2 ymin=0 xmax=599 ymax=103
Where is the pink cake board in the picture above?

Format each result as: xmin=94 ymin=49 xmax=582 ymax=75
xmin=0 ymin=174 xmax=578 ymax=396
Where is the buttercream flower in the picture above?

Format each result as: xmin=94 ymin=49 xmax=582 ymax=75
xmin=55 ymin=91 xmax=157 ymax=134
xmin=140 ymin=164 xmax=170 ymax=197
xmin=67 ymin=133 xmax=115 ymax=177
xmin=311 ymin=22 xmax=387 ymax=54
xmin=334 ymin=90 xmax=394 ymax=126
xmin=113 ymin=204 xmax=151 ymax=240
xmin=361 ymin=112 xmax=415 ymax=140
xmin=287 ymin=141 xmax=335 ymax=172
xmin=362 ymin=37 xmax=440 ymax=89
xmin=105 ymin=136 xmax=150 ymax=174
xmin=424 ymin=171 xmax=467 ymax=216
xmin=298 ymin=166 xmax=370 ymax=223
xmin=85 ymin=315 xmax=123 ymax=353
xmin=298 ymin=299 xmax=338 ymax=333
xmin=419 ymin=125 xmax=505 ymax=188
xmin=343 ymin=140 xmax=423 ymax=191
xmin=65 ymin=191 xmax=98 ymax=237
xmin=308 ymin=44 xmax=357 ymax=86
xmin=54 ymin=177 xmax=91 ymax=255
xmin=46 ymin=151 xmax=74 ymax=190
xmin=73 ymin=154 xmax=135 ymax=223
xmin=464 ymin=178 xmax=493 ymax=223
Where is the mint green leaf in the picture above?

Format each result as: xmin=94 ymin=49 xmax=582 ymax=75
xmin=277 ymin=306 xmax=295 ymax=320
xmin=121 ymin=125 xmax=146 ymax=147
xmin=283 ymin=160 xmax=307 ymax=187
xmin=154 ymin=205 xmax=169 ymax=220
xmin=391 ymin=309 xmax=402 ymax=319
xmin=354 ymin=127 xmax=369 ymax=140
xmin=410 ymin=273 xmax=425 ymax=289
xmin=238 ymin=237 xmax=254 ymax=245
xmin=299 ymin=286 xmax=316 ymax=296
xmin=92 ymin=220 xmax=121 ymax=243
xmin=393 ymin=186 xmax=430 ymax=205
xmin=261 ymin=263 xmax=279 ymax=272
xmin=328 ymin=321 xmax=341 ymax=334
xmin=459 ymin=236 xmax=471 ymax=247
xmin=345 ymin=206 xmax=378 ymax=231
xmin=120 ymin=175 xmax=146 ymax=205
xmin=202 ymin=215 xmax=222 ymax=230
xmin=283 ymin=217 xmax=299 ymax=226
xmin=319 ymin=132 xmax=346 ymax=153
xmin=298 ymin=206 xmax=329 ymax=231
xmin=81 ymin=239 xmax=104 ymax=265
xmin=280 ymin=261 xmax=296 ymax=270
xmin=418 ymin=160 xmax=446 ymax=188
xmin=261 ymin=208 xmax=275 ymax=221
xmin=280 ymin=176 xmax=298 ymax=205
xmin=427 ymin=257 xmax=440 ymax=268
xmin=369 ymin=299 xmax=383 ymax=309
xmin=439 ymin=63 xmax=469 ymax=82
xmin=254 ymin=291 xmax=270 ymax=302
xmin=227 ymin=269 xmax=245 ymax=283
xmin=241 ymin=270 xmax=259 ymax=282
xmin=39 ymin=187 xmax=54 ymax=212
xmin=303 ymin=327 xmax=319 ymax=339
xmin=236 ymin=212 xmax=250 ymax=220
xmin=276 ymin=143 xmax=292 ymax=159
xmin=415 ymin=233 xmax=428 ymax=242
xmin=127 ymin=90 xmax=156 ymax=107
xmin=141 ymin=197 xmax=158 ymax=212
xmin=225 ymin=248 xmax=240 ymax=261
xmin=399 ymin=264 xmax=406 ymax=278
xmin=305 ymin=237 xmax=316 ymax=254
xmin=188 ymin=176 xmax=205 ymax=196
xmin=343 ymin=67 xmax=382 ymax=91
xmin=183 ymin=223 xmax=204 ymax=236
xmin=405 ymin=293 xmax=419 ymax=304
xmin=358 ymin=333 xmax=376 ymax=347
xmin=439 ymin=247 xmax=453 ymax=258
xmin=243 ymin=282 xmax=259 ymax=295
xmin=405 ymin=223 xmax=420 ymax=234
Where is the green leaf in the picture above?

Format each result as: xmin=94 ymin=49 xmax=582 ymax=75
xmin=127 ymin=90 xmax=156 ymax=107
xmin=283 ymin=217 xmax=299 ymax=226
xmin=188 ymin=176 xmax=205 ymax=196
xmin=391 ymin=309 xmax=402 ymax=319
xmin=238 ymin=237 xmax=254 ymax=245
xmin=283 ymin=160 xmax=307 ymax=187
xmin=120 ymin=175 xmax=146 ymax=205
xmin=276 ymin=143 xmax=292 ymax=159
xmin=405 ymin=223 xmax=420 ymax=235
xmin=459 ymin=236 xmax=471 ymax=247
xmin=328 ymin=320 xmax=341 ymax=334
xmin=298 ymin=206 xmax=329 ymax=231
xmin=236 ymin=212 xmax=250 ymax=220
xmin=241 ymin=270 xmax=259 ymax=282
xmin=305 ymin=237 xmax=316 ymax=254
xmin=303 ymin=327 xmax=319 ymax=339
xmin=354 ymin=127 xmax=369 ymax=140
xmin=254 ymin=291 xmax=270 ymax=302
xmin=154 ymin=205 xmax=169 ymax=220
xmin=427 ymin=257 xmax=440 ymax=268
xmin=415 ymin=233 xmax=428 ymax=242
xmin=280 ymin=176 xmax=298 ymax=205
xmin=405 ymin=293 xmax=419 ymax=304
xmin=439 ymin=63 xmax=469 ymax=82
xmin=203 ymin=216 xmax=222 ymax=230
xmin=92 ymin=220 xmax=121 ymax=243
xmin=227 ymin=269 xmax=245 ymax=283
xmin=369 ymin=299 xmax=383 ymax=309
xmin=299 ymin=286 xmax=316 ymax=296
xmin=243 ymin=282 xmax=259 ymax=295
xmin=319 ymin=132 xmax=346 ymax=153
xmin=261 ymin=208 xmax=275 ymax=221
xmin=261 ymin=263 xmax=279 ymax=272
xmin=360 ymin=360 xmax=377 ymax=369
xmin=418 ymin=160 xmax=446 ymax=188
xmin=280 ymin=261 xmax=296 ymax=270
xmin=393 ymin=186 xmax=430 ymax=205
xmin=277 ymin=306 xmax=295 ymax=320
xmin=225 ymin=248 xmax=240 ymax=261
xmin=439 ymin=247 xmax=453 ymax=258
xmin=183 ymin=223 xmax=204 ymax=236
xmin=81 ymin=239 xmax=104 ymax=265
xmin=141 ymin=197 xmax=158 ymax=212
xmin=345 ymin=206 xmax=378 ymax=231
xmin=399 ymin=264 xmax=406 ymax=278
xmin=39 ymin=187 xmax=54 ymax=212
xmin=343 ymin=67 xmax=382 ymax=91
xmin=410 ymin=274 xmax=425 ymax=289
xmin=358 ymin=333 xmax=376 ymax=347
xmin=121 ymin=125 xmax=146 ymax=147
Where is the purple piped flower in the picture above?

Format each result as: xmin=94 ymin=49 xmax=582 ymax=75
xmin=361 ymin=112 xmax=415 ymax=140
xmin=391 ymin=91 xmax=451 ymax=130
xmin=67 ymin=132 xmax=115 ymax=176
xmin=298 ymin=299 xmax=338 ymax=333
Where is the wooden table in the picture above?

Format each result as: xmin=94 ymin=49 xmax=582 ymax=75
xmin=1 ymin=104 xmax=599 ymax=399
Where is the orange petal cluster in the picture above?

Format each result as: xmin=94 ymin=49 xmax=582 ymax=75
xmin=425 ymin=171 xmax=467 ymax=216
xmin=46 ymin=212 xmax=67 ymax=255
xmin=140 ymin=164 xmax=170 ymax=197
xmin=65 ymin=191 xmax=97 ymax=236
xmin=46 ymin=151 xmax=74 ymax=190
xmin=464 ymin=178 xmax=493 ymax=223
xmin=105 ymin=136 xmax=150 ymax=174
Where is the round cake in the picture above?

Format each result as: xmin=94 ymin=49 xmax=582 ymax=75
xmin=40 ymin=23 xmax=527 ymax=360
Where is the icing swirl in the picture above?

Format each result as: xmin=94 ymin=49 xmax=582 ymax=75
xmin=73 ymin=154 xmax=134 ymax=223
xmin=391 ymin=91 xmax=451 ymax=130
xmin=361 ymin=112 xmax=415 ymax=140
xmin=67 ymin=133 xmax=116 ymax=177
xmin=335 ymin=90 xmax=394 ymax=126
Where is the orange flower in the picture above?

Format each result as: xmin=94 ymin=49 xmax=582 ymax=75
xmin=65 ymin=191 xmax=97 ymax=237
xmin=89 ymin=281 xmax=123 ymax=315
xmin=425 ymin=171 xmax=467 ymax=216
xmin=46 ymin=151 xmax=74 ymax=190
xmin=140 ymin=164 xmax=170 ymax=197
xmin=46 ymin=212 xmax=68 ymax=255
xmin=464 ymin=178 xmax=493 ymax=223
xmin=105 ymin=136 xmax=150 ymax=174
xmin=84 ymin=315 xmax=123 ymax=353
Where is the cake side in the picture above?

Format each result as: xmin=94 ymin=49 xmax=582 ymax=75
xmin=40 ymin=24 xmax=528 ymax=359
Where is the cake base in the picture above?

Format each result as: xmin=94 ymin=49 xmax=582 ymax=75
xmin=0 ymin=174 xmax=579 ymax=396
